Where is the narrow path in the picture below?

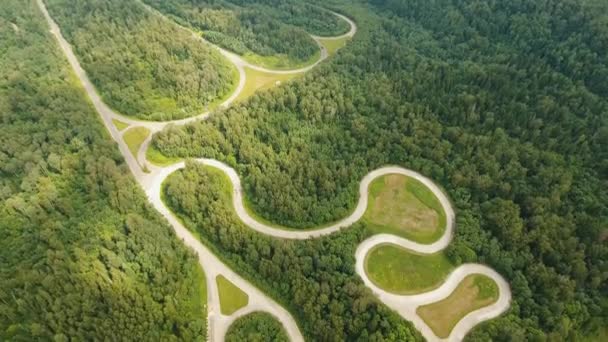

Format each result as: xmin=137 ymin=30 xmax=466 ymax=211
xmin=38 ymin=0 xmax=511 ymax=340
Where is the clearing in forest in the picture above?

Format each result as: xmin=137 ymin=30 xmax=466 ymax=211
xmin=364 ymin=174 xmax=446 ymax=243
xmin=417 ymin=274 xmax=499 ymax=338
xmin=364 ymin=243 xmax=454 ymax=294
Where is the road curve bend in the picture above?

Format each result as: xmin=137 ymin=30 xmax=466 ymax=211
xmin=150 ymin=159 xmax=511 ymax=341
xmin=355 ymin=237 xmax=512 ymax=342
xmin=149 ymin=161 xmax=454 ymax=241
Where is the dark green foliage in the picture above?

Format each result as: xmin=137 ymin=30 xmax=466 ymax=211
xmin=163 ymin=164 xmax=422 ymax=341
xmin=153 ymin=0 xmax=608 ymax=339
xmin=0 ymin=0 xmax=205 ymax=339
xmin=229 ymin=0 xmax=350 ymax=36
xmin=143 ymin=0 xmax=347 ymax=64
xmin=225 ymin=312 xmax=288 ymax=342
xmin=45 ymin=0 xmax=235 ymax=120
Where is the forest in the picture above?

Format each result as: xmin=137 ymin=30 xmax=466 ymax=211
xmin=44 ymin=0 xmax=236 ymax=121
xmin=142 ymin=0 xmax=348 ymax=67
xmin=225 ymin=312 xmax=288 ymax=342
xmin=0 ymin=0 xmax=206 ymax=340
xmin=152 ymin=0 xmax=608 ymax=339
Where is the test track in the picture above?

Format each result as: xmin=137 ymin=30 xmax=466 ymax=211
xmin=37 ymin=0 xmax=510 ymax=340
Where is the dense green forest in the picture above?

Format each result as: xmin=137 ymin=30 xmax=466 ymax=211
xmin=44 ymin=0 xmax=236 ymax=121
xmin=0 ymin=0 xmax=206 ymax=339
xmin=153 ymin=0 xmax=608 ymax=339
xmin=225 ymin=312 xmax=288 ymax=342
xmin=142 ymin=0 xmax=348 ymax=67
xmin=163 ymin=164 xmax=422 ymax=340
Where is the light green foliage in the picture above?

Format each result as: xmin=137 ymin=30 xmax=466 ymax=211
xmin=365 ymin=244 xmax=454 ymax=294
xmin=45 ymin=0 xmax=236 ymax=120
xmin=217 ymin=275 xmax=249 ymax=315
xmin=225 ymin=312 xmax=288 ymax=342
xmin=0 ymin=1 xmax=206 ymax=339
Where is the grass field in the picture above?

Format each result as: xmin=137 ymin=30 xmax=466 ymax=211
xmin=364 ymin=243 xmax=454 ymax=294
xmin=225 ymin=312 xmax=288 ymax=342
xmin=123 ymin=126 xmax=150 ymax=157
xmin=417 ymin=274 xmax=499 ymax=338
xmin=112 ymin=118 xmax=129 ymax=131
xmin=364 ymin=174 xmax=447 ymax=243
xmin=236 ymin=67 xmax=303 ymax=102
xmin=216 ymin=275 xmax=249 ymax=315
xmin=190 ymin=265 xmax=208 ymax=337
xmin=146 ymin=145 xmax=183 ymax=166
xmin=318 ymin=36 xmax=350 ymax=56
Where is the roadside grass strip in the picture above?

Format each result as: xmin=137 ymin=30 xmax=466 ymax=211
xmin=147 ymin=145 xmax=183 ymax=167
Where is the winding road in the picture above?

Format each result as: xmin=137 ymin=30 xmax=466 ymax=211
xmin=37 ymin=0 xmax=511 ymax=341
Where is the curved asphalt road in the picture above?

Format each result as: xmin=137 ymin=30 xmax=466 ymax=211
xmin=38 ymin=0 xmax=510 ymax=340
xmin=150 ymin=161 xmax=453 ymax=241
xmin=149 ymin=159 xmax=511 ymax=341
xmin=107 ymin=0 xmax=357 ymax=131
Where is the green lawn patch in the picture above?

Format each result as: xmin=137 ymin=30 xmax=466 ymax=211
xmin=318 ymin=36 xmax=350 ymax=56
xmin=417 ymin=274 xmax=499 ymax=338
xmin=364 ymin=174 xmax=447 ymax=243
xmin=225 ymin=312 xmax=288 ymax=342
xmin=364 ymin=243 xmax=454 ymax=294
xmin=123 ymin=126 xmax=150 ymax=157
xmin=187 ymin=264 xmax=208 ymax=338
xmin=236 ymin=67 xmax=302 ymax=103
xmin=146 ymin=145 xmax=183 ymax=167
xmin=217 ymin=275 xmax=249 ymax=315
xmin=112 ymin=118 xmax=129 ymax=131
